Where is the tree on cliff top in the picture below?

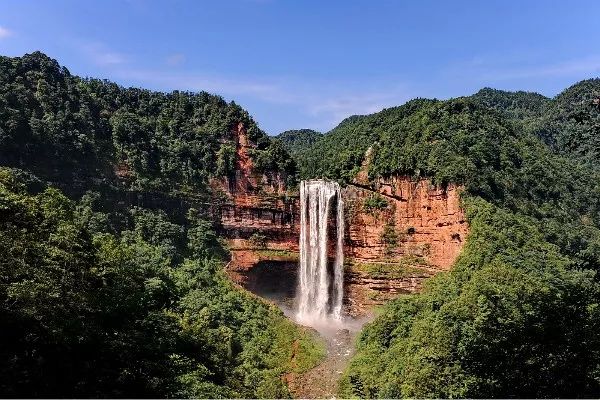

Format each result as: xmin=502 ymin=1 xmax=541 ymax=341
xmin=295 ymin=82 xmax=600 ymax=398
xmin=0 ymin=51 xmax=296 ymax=194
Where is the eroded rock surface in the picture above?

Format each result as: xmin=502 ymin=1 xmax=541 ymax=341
xmin=214 ymin=124 xmax=468 ymax=315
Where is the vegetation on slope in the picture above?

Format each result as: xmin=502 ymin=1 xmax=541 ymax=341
xmin=0 ymin=168 xmax=323 ymax=399
xmin=276 ymin=129 xmax=323 ymax=156
xmin=291 ymin=83 xmax=600 ymax=397
xmin=0 ymin=51 xmax=295 ymax=194
xmin=0 ymin=53 xmax=321 ymax=398
xmin=296 ymin=81 xmax=600 ymax=183
xmin=470 ymin=87 xmax=550 ymax=121
xmin=539 ymin=79 xmax=600 ymax=161
xmin=341 ymin=196 xmax=600 ymax=398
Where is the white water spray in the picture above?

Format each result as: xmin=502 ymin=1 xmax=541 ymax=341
xmin=297 ymin=180 xmax=345 ymax=323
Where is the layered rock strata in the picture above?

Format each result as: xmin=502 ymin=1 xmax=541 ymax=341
xmin=215 ymin=123 xmax=468 ymax=315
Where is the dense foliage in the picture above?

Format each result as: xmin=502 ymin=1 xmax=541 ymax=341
xmin=0 ymin=53 xmax=319 ymax=398
xmin=291 ymin=82 xmax=600 ymax=397
xmin=470 ymin=87 xmax=550 ymax=121
xmin=275 ymin=129 xmax=323 ymax=157
xmin=0 ymin=52 xmax=295 ymax=193
xmin=341 ymin=197 xmax=600 ymax=398
xmin=295 ymin=81 xmax=600 ymax=184
xmin=0 ymin=168 xmax=322 ymax=398
xmin=539 ymin=79 xmax=600 ymax=162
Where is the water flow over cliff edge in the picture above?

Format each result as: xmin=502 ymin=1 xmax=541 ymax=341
xmin=297 ymin=180 xmax=345 ymax=326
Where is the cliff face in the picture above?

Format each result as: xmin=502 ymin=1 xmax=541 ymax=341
xmin=212 ymin=123 xmax=299 ymax=285
xmin=216 ymin=124 xmax=468 ymax=315
xmin=344 ymin=177 xmax=466 ymax=269
xmin=341 ymin=177 xmax=467 ymax=314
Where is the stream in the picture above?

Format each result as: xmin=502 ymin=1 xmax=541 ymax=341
xmin=288 ymin=327 xmax=355 ymax=398
xmin=279 ymin=305 xmax=373 ymax=399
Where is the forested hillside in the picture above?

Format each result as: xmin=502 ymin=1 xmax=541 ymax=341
xmin=0 ymin=51 xmax=295 ymax=195
xmin=0 ymin=53 xmax=321 ymax=398
xmin=292 ymin=82 xmax=600 ymax=397
xmin=4 ymin=50 xmax=600 ymax=399
xmin=276 ymin=129 xmax=323 ymax=156
xmin=296 ymin=81 xmax=600 ymax=184
xmin=541 ymin=79 xmax=600 ymax=161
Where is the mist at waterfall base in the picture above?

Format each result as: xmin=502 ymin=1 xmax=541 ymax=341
xmin=293 ymin=180 xmax=364 ymax=333
xmin=241 ymin=179 xmax=371 ymax=334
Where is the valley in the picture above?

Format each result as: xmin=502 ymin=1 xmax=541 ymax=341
xmin=2 ymin=51 xmax=600 ymax=398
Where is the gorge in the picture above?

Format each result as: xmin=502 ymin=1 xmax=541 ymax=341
xmin=213 ymin=130 xmax=470 ymax=397
xmin=297 ymin=180 xmax=345 ymax=323
xmin=4 ymin=51 xmax=600 ymax=399
xmin=217 ymin=123 xmax=468 ymax=319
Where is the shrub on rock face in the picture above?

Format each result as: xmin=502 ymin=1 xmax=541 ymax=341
xmin=216 ymin=144 xmax=237 ymax=177
xmin=249 ymin=232 xmax=268 ymax=249
xmin=381 ymin=223 xmax=399 ymax=256
xmin=363 ymin=193 xmax=388 ymax=214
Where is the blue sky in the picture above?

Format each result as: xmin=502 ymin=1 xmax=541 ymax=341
xmin=1 ymin=0 xmax=599 ymax=134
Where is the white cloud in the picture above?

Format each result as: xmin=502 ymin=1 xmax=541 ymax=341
xmin=306 ymin=91 xmax=409 ymax=128
xmin=495 ymin=56 xmax=600 ymax=80
xmin=80 ymin=42 xmax=128 ymax=66
xmin=0 ymin=26 xmax=13 ymax=39
xmin=112 ymin=67 xmax=411 ymax=132
xmin=114 ymin=69 xmax=296 ymax=102
xmin=166 ymin=53 xmax=186 ymax=66
xmin=447 ymin=54 xmax=600 ymax=83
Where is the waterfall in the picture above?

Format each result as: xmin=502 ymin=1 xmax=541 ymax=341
xmin=297 ymin=179 xmax=344 ymax=323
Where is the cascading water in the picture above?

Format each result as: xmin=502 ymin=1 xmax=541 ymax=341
xmin=297 ymin=180 xmax=345 ymax=323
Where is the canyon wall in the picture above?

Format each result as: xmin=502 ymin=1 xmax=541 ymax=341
xmin=341 ymin=177 xmax=467 ymax=314
xmin=216 ymin=124 xmax=468 ymax=315
xmin=212 ymin=123 xmax=299 ymax=285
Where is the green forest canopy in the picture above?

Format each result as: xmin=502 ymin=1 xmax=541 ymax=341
xmin=0 ymin=52 xmax=320 ymax=398
xmin=0 ymin=51 xmax=296 ymax=195
xmin=291 ymin=80 xmax=600 ymax=397
xmin=275 ymin=128 xmax=323 ymax=157
xmin=3 ymin=50 xmax=600 ymax=398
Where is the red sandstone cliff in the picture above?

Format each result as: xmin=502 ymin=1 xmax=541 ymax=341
xmin=344 ymin=177 xmax=466 ymax=270
xmin=215 ymin=124 xmax=468 ymax=315
xmin=341 ymin=177 xmax=467 ymax=314
xmin=211 ymin=123 xmax=298 ymax=283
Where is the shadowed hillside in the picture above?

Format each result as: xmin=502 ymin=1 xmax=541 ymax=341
xmin=291 ymin=81 xmax=600 ymax=398
xmin=0 ymin=52 xmax=322 ymax=399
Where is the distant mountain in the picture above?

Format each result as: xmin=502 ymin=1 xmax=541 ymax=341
xmin=275 ymin=128 xmax=323 ymax=156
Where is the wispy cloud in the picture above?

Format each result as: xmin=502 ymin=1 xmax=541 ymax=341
xmin=486 ymin=55 xmax=600 ymax=80
xmin=80 ymin=42 xmax=129 ymax=66
xmin=306 ymin=91 xmax=410 ymax=128
xmin=0 ymin=26 xmax=13 ymax=39
xmin=112 ymin=67 xmax=411 ymax=132
xmin=447 ymin=53 xmax=600 ymax=83
xmin=115 ymin=69 xmax=292 ymax=101
xmin=165 ymin=53 xmax=186 ymax=66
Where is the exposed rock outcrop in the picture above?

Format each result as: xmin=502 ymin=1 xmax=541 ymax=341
xmin=215 ymin=123 xmax=468 ymax=315
xmin=344 ymin=177 xmax=467 ymax=271
xmin=211 ymin=123 xmax=298 ymax=283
